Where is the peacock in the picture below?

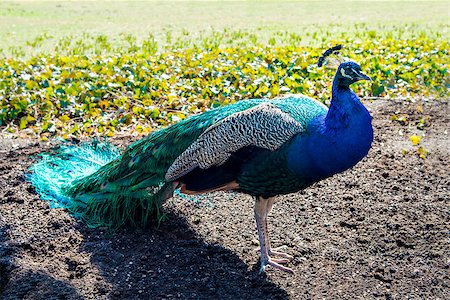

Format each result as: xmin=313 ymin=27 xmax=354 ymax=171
xmin=28 ymin=45 xmax=373 ymax=274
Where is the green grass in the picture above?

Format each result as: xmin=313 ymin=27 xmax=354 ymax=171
xmin=1 ymin=1 xmax=448 ymax=57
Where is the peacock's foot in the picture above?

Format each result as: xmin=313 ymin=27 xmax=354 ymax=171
xmin=269 ymin=245 xmax=293 ymax=259
xmin=255 ymin=245 xmax=293 ymax=260
xmin=260 ymin=257 xmax=294 ymax=274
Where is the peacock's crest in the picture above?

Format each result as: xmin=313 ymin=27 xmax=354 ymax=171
xmin=317 ymin=45 xmax=343 ymax=67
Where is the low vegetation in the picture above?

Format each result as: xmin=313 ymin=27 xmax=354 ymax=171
xmin=1 ymin=32 xmax=447 ymax=138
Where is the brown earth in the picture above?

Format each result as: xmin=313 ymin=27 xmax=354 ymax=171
xmin=0 ymin=99 xmax=449 ymax=300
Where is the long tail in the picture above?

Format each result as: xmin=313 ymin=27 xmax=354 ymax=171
xmin=27 ymin=140 xmax=171 ymax=228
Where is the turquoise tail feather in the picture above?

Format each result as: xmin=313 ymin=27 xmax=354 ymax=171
xmin=28 ymin=139 xmax=171 ymax=228
xmin=27 ymin=140 xmax=121 ymax=209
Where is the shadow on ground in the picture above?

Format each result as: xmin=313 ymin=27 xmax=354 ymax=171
xmin=1 ymin=211 xmax=83 ymax=300
xmin=79 ymin=210 xmax=288 ymax=299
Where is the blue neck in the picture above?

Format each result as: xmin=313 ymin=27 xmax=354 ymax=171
xmin=331 ymin=76 xmax=351 ymax=100
xmin=288 ymin=77 xmax=373 ymax=181
xmin=325 ymin=77 xmax=355 ymax=130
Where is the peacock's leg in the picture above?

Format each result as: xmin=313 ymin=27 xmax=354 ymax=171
xmin=265 ymin=197 xmax=293 ymax=260
xmin=155 ymin=181 xmax=180 ymax=206
xmin=254 ymin=197 xmax=293 ymax=274
xmin=151 ymin=181 xmax=181 ymax=222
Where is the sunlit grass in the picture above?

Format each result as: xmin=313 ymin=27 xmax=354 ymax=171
xmin=0 ymin=1 xmax=448 ymax=57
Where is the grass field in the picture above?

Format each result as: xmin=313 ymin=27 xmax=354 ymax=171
xmin=1 ymin=1 xmax=448 ymax=56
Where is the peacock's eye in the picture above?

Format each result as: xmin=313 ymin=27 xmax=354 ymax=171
xmin=340 ymin=68 xmax=352 ymax=79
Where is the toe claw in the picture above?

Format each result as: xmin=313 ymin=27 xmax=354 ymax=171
xmin=259 ymin=257 xmax=294 ymax=274
xmin=269 ymin=250 xmax=293 ymax=259
xmin=267 ymin=260 xmax=294 ymax=274
xmin=272 ymin=245 xmax=288 ymax=251
xmin=268 ymin=245 xmax=293 ymax=259
xmin=270 ymin=257 xmax=290 ymax=264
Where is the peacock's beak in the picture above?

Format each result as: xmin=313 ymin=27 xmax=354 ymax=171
xmin=355 ymin=71 xmax=371 ymax=81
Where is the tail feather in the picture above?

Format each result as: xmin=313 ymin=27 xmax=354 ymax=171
xmin=27 ymin=140 xmax=169 ymax=228
xmin=27 ymin=140 xmax=120 ymax=208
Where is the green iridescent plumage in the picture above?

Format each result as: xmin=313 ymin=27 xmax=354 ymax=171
xmin=29 ymin=95 xmax=326 ymax=228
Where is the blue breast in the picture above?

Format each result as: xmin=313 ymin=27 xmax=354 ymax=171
xmin=287 ymin=90 xmax=373 ymax=182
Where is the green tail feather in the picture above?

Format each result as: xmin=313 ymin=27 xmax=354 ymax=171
xmin=27 ymin=140 xmax=172 ymax=228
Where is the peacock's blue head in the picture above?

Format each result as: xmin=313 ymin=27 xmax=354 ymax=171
xmin=335 ymin=61 xmax=371 ymax=87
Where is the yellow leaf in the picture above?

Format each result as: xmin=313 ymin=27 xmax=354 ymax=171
xmin=143 ymin=127 xmax=152 ymax=134
xmin=59 ymin=115 xmax=70 ymax=123
xmin=417 ymin=146 xmax=428 ymax=159
xmin=271 ymin=84 xmax=279 ymax=97
xmin=25 ymin=80 xmax=36 ymax=89
xmin=60 ymin=56 xmax=70 ymax=64
xmin=19 ymin=116 xmax=28 ymax=129
xmin=98 ymin=100 xmax=109 ymax=109
xmin=69 ymin=124 xmax=79 ymax=134
xmin=132 ymin=106 xmax=142 ymax=115
xmin=409 ymin=135 xmax=422 ymax=146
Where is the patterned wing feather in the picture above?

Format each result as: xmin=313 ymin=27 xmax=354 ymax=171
xmin=165 ymin=103 xmax=304 ymax=181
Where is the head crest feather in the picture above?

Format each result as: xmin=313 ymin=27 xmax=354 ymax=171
xmin=317 ymin=45 xmax=343 ymax=67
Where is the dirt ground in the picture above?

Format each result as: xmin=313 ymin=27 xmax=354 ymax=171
xmin=0 ymin=99 xmax=448 ymax=300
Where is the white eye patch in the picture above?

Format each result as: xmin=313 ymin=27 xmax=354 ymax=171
xmin=351 ymin=68 xmax=360 ymax=76
xmin=340 ymin=68 xmax=352 ymax=79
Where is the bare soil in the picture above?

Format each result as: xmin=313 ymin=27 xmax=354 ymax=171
xmin=0 ymin=99 xmax=449 ymax=300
